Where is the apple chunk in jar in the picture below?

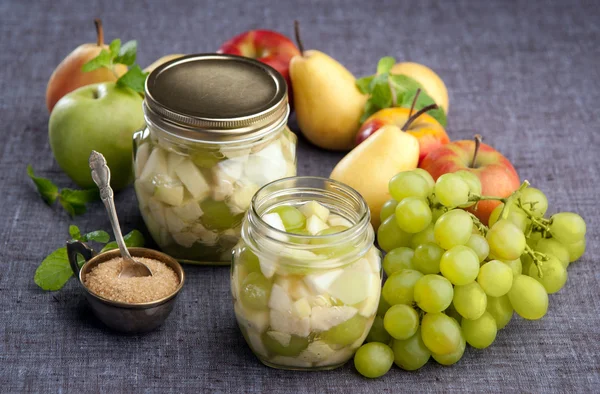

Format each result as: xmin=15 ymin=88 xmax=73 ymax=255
xmin=231 ymin=177 xmax=382 ymax=370
xmin=133 ymin=54 xmax=296 ymax=264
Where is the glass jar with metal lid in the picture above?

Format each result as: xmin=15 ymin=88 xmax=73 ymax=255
xmin=231 ymin=177 xmax=382 ymax=370
xmin=133 ymin=54 xmax=297 ymax=264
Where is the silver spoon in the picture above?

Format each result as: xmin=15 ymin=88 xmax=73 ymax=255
xmin=89 ymin=150 xmax=152 ymax=278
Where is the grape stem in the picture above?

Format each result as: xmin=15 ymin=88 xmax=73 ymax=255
xmin=500 ymin=181 xmax=530 ymax=220
xmin=467 ymin=212 xmax=488 ymax=235
xmin=524 ymin=244 xmax=546 ymax=278
xmin=515 ymin=199 xmax=551 ymax=232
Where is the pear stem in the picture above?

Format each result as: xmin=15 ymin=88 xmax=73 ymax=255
xmin=294 ymin=20 xmax=305 ymax=55
xmin=408 ymin=88 xmax=422 ymax=119
xmin=401 ymin=103 xmax=438 ymax=131
xmin=470 ymin=134 xmax=482 ymax=168
xmin=94 ymin=19 xmax=104 ymax=47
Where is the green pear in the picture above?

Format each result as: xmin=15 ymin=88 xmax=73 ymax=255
xmin=290 ymin=50 xmax=366 ymax=151
xmin=49 ymin=82 xmax=145 ymax=190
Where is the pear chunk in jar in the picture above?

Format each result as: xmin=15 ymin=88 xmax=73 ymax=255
xmin=133 ymin=54 xmax=296 ymax=263
xmin=231 ymin=178 xmax=381 ymax=371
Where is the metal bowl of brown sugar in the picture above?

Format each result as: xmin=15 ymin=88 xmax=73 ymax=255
xmin=67 ymin=241 xmax=185 ymax=334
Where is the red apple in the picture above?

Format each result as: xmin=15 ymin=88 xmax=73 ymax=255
xmin=218 ymin=30 xmax=300 ymax=106
xmin=420 ymin=137 xmax=520 ymax=224
xmin=356 ymin=107 xmax=449 ymax=164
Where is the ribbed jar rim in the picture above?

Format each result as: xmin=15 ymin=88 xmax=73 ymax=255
xmin=242 ymin=176 xmax=374 ymax=269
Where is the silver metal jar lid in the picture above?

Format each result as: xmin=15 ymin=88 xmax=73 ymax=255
xmin=144 ymin=54 xmax=289 ymax=144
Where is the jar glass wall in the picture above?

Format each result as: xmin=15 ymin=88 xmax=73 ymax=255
xmin=231 ymin=177 xmax=382 ymax=370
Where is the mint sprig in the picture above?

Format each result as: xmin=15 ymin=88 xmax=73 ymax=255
xmin=35 ymin=225 xmax=145 ymax=291
xmin=27 ymin=165 xmax=99 ymax=217
xmin=82 ymin=38 xmax=148 ymax=93
xmin=356 ymin=56 xmax=447 ymax=126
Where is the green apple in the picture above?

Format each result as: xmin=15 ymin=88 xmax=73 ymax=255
xmin=49 ymin=82 xmax=145 ymax=190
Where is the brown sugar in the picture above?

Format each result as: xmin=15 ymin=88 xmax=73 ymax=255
xmin=84 ymin=257 xmax=179 ymax=303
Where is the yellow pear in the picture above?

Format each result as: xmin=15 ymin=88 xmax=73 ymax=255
xmin=144 ymin=54 xmax=186 ymax=74
xmin=290 ymin=26 xmax=366 ymax=150
xmin=391 ymin=62 xmax=449 ymax=113
xmin=330 ymin=125 xmax=419 ymax=228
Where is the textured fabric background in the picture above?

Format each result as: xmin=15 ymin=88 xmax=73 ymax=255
xmin=1 ymin=0 xmax=599 ymax=392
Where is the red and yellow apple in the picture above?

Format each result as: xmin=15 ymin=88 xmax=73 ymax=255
xmin=356 ymin=107 xmax=449 ymax=164
xmin=420 ymin=139 xmax=520 ymax=224
xmin=218 ymin=30 xmax=300 ymax=105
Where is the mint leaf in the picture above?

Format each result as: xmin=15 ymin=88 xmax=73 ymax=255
xmin=84 ymin=230 xmax=110 ymax=243
xmin=59 ymin=188 xmax=99 ymax=217
xmin=356 ymin=76 xmax=374 ymax=94
xmin=101 ymin=230 xmax=145 ymax=252
xmin=360 ymin=101 xmax=379 ymax=123
xmin=27 ymin=165 xmax=59 ymax=205
xmin=399 ymin=88 xmax=447 ymax=127
xmin=109 ymin=38 xmax=121 ymax=57
xmin=388 ymin=74 xmax=422 ymax=97
xmin=376 ymin=56 xmax=395 ymax=75
xmin=82 ymin=49 xmax=112 ymax=72
xmin=69 ymin=225 xmax=82 ymax=240
xmin=34 ymin=248 xmax=73 ymax=291
xmin=117 ymin=65 xmax=148 ymax=93
xmin=370 ymin=75 xmax=393 ymax=109
xmin=114 ymin=40 xmax=137 ymax=66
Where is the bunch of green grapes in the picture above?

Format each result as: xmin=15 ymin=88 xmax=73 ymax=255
xmin=353 ymin=169 xmax=587 ymax=378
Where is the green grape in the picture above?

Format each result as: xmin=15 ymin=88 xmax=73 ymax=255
xmin=384 ymin=304 xmax=419 ymax=340
xmin=201 ymin=198 xmax=242 ymax=230
xmin=434 ymin=209 xmax=473 ymax=250
xmin=465 ymin=234 xmax=489 ymax=262
xmin=410 ymin=224 xmax=436 ymax=249
xmin=191 ymin=150 xmax=224 ymax=168
xmin=395 ymin=197 xmax=432 ymax=233
xmin=434 ymin=173 xmax=470 ymax=208
xmin=444 ymin=303 xmax=462 ymax=324
xmin=521 ymin=253 xmax=533 ymax=275
xmin=383 ymin=247 xmax=415 ymax=276
xmin=454 ymin=170 xmax=482 ymax=208
xmin=565 ymin=238 xmax=586 ymax=262
xmin=377 ymin=214 xmax=412 ymax=252
xmin=431 ymin=206 xmax=446 ymax=222
xmin=519 ymin=187 xmax=548 ymax=217
xmin=527 ymin=255 xmax=567 ymax=294
xmin=412 ymin=242 xmax=444 ymax=274
xmin=412 ymin=168 xmax=436 ymax=190
xmin=421 ymin=313 xmax=462 ymax=355
xmin=414 ymin=274 xmax=454 ymax=313
xmin=526 ymin=231 xmax=543 ymax=248
xmin=502 ymin=258 xmax=522 ymax=276
xmin=392 ymin=329 xmax=431 ymax=371
xmin=269 ymin=205 xmax=306 ymax=231
xmin=354 ymin=342 xmax=394 ymax=378
xmin=432 ymin=333 xmax=465 ymax=366
xmin=382 ymin=269 xmax=423 ymax=306
xmin=478 ymin=260 xmax=513 ymax=297
xmin=321 ymin=314 xmax=367 ymax=346
xmin=488 ymin=203 xmax=529 ymax=232
xmin=239 ymin=248 xmax=261 ymax=273
xmin=535 ymin=238 xmax=569 ymax=268
xmin=377 ymin=296 xmax=391 ymax=316
xmin=262 ymin=333 xmax=308 ymax=356
xmin=240 ymin=272 xmax=272 ymax=310
xmin=380 ymin=199 xmax=398 ymax=223
xmin=486 ymin=295 xmax=513 ymax=329
xmin=312 ymin=226 xmax=354 ymax=257
xmin=486 ymin=219 xmax=526 ymax=260
xmin=461 ymin=311 xmax=497 ymax=349
xmin=549 ymin=212 xmax=586 ymax=244
xmin=508 ymin=275 xmax=548 ymax=320
xmin=366 ymin=316 xmax=392 ymax=343
xmin=452 ymin=281 xmax=487 ymax=320
xmin=389 ymin=171 xmax=432 ymax=202
xmin=439 ymin=245 xmax=480 ymax=285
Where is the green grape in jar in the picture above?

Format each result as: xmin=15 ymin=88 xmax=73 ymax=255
xmin=240 ymin=272 xmax=272 ymax=310
xmin=201 ymin=198 xmax=243 ymax=230
xmin=262 ymin=333 xmax=309 ymax=356
xmin=269 ymin=205 xmax=306 ymax=231
xmin=320 ymin=314 xmax=367 ymax=347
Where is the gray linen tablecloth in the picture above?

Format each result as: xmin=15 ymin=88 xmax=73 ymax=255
xmin=1 ymin=0 xmax=598 ymax=392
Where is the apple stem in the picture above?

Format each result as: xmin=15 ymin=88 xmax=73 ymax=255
xmin=401 ymin=103 xmax=438 ymax=131
xmin=408 ymin=88 xmax=421 ymax=119
xmin=470 ymin=134 xmax=482 ymax=168
xmin=294 ymin=20 xmax=305 ymax=55
xmin=94 ymin=18 xmax=104 ymax=47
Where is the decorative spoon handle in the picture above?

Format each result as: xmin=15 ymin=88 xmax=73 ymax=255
xmin=89 ymin=150 xmax=133 ymax=261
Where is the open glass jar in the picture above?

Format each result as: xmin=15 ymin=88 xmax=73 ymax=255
xmin=133 ymin=54 xmax=297 ymax=264
xmin=231 ymin=177 xmax=382 ymax=370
